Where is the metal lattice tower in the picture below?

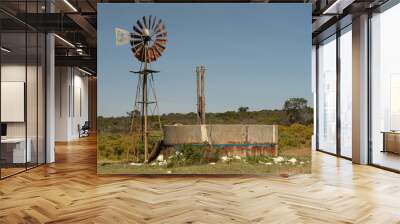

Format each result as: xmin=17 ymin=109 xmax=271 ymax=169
xmin=116 ymin=15 xmax=167 ymax=162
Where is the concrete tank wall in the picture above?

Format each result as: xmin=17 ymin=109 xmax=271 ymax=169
xmin=163 ymin=124 xmax=278 ymax=145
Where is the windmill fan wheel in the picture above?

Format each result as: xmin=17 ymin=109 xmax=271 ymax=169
xmin=131 ymin=15 xmax=167 ymax=63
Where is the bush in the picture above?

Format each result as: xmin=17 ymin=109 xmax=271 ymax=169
xmin=166 ymin=144 xmax=219 ymax=167
xmin=279 ymin=124 xmax=313 ymax=150
xmin=98 ymin=108 xmax=314 ymax=162
xmin=97 ymin=132 xmax=162 ymax=162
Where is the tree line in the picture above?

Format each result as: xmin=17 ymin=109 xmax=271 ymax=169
xmin=98 ymin=98 xmax=313 ymax=134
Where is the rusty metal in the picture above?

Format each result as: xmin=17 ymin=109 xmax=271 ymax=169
xmin=196 ymin=65 xmax=206 ymax=125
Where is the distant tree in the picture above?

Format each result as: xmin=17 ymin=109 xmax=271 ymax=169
xmin=283 ymin=98 xmax=309 ymax=124
xmin=126 ymin=109 xmax=140 ymax=118
xmin=238 ymin=106 xmax=249 ymax=113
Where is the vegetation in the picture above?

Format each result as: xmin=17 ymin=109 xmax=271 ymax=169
xmin=283 ymin=97 xmax=313 ymax=125
xmin=97 ymin=154 xmax=311 ymax=175
xmin=98 ymin=105 xmax=313 ymax=135
xmin=279 ymin=124 xmax=313 ymax=150
xmin=97 ymin=98 xmax=313 ymax=174
xmin=238 ymin=106 xmax=249 ymax=113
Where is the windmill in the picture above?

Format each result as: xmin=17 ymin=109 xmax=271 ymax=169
xmin=115 ymin=16 xmax=167 ymax=162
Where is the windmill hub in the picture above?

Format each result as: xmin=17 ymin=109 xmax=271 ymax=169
xmin=142 ymin=28 xmax=150 ymax=37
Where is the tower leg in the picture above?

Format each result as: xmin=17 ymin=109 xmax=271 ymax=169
xmin=143 ymin=73 xmax=149 ymax=162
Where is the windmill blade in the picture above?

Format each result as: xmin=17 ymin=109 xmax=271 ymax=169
xmin=134 ymin=45 xmax=144 ymax=55
xmin=132 ymin=46 xmax=141 ymax=55
xmin=134 ymin=47 xmax=145 ymax=60
xmin=154 ymin=26 xmax=163 ymax=36
xmin=131 ymin=47 xmax=137 ymax=55
xmin=153 ymin=44 xmax=165 ymax=55
xmin=152 ymin=29 xmax=166 ymax=37
xmin=154 ymin=19 xmax=163 ymax=32
xmin=133 ymin=42 xmax=144 ymax=51
xmin=148 ymin=15 xmax=152 ymax=30
xmin=132 ymin=34 xmax=143 ymax=40
xmin=151 ymin=16 xmax=156 ymax=29
xmin=115 ymin=28 xmax=131 ymax=46
xmin=155 ymin=38 xmax=167 ymax=42
xmin=155 ymin=39 xmax=167 ymax=45
xmin=132 ymin=38 xmax=143 ymax=44
xmin=147 ymin=16 xmax=151 ymax=29
xmin=147 ymin=15 xmax=153 ymax=30
xmin=133 ymin=25 xmax=143 ymax=35
xmin=133 ymin=39 xmax=144 ymax=46
xmin=157 ymin=40 xmax=167 ymax=47
xmin=151 ymin=48 xmax=160 ymax=60
xmin=154 ymin=41 xmax=166 ymax=49
xmin=148 ymin=48 xmax=154 ymax=61
xmin=156 ymin=32 xmax=167 ymax=38
xmin=134 ymin=49 xmax=144 ymax=58
xmin=155 ymin=24 xmax=165 ymax=35
xmin=142 ymin=16 xmax=148 ymax=29
xmin=147 ymin=50 xmax=153 ymax=62
xmin=136 ymin=20 xmax=144 ymax=31
xmin=152 ymin=45 xmax=162 ymax=57
xmin=150 ymin=48 xmax=157 ymax=61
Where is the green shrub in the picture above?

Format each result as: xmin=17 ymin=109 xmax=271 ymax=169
xmin=98 ymin=108 xmax=314 ymax=162
xmin=279 ymin=124 xmax=313 ymax=150
xmin=166 ymin=144 xmax=219 ymax=167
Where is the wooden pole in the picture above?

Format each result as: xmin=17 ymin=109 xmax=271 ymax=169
xmin=196 ymin=66 xmax=201 ymax=124
xmin=201 ymin=65 xmax=206 ymax=124
xmin=196 ymin=65 xmax=206 ymax=125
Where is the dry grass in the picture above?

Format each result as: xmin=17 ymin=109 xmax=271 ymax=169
xmin=97 ymin=147 xmax=311 ymax=175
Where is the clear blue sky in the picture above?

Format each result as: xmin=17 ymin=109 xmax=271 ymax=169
xmin=98 ymin=3 xmax=312 ymax=117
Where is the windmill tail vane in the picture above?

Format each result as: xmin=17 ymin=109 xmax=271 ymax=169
xmin=115 ymin=28 xmax=131 ymax=46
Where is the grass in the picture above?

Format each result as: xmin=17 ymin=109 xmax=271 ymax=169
xmin=97 ymin=147 xmax=311 ymax=175
xmin=97 ymin=124 xmax=313 ymax=161
xmin=96 ymin=124 xmax=312 ymax=175
xmin=97 ymin=161 xmax=310 ymax=175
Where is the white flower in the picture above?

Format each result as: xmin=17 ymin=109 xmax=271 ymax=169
xmin=234 ymin=156 xmax=241 ymax=160
xmin=221 ymin=156 xmax=229 ymax=162
xmin=300 ymin=161 xmax=305 ymax=165
xmin=156 ymin=155 xmax=164 ymax=162
xmin=273 ymin=156 xmax=284 ymax=163
xmin=288 ymin=158 xmax=297 ymax=164
xmin=166 ymin=170 xmax=172 ymax=174
xmin=209 ymin=162 xmax=216 ymax=165
xmin=129 ymin=162 xmax=143 ymax=166
xmin=158 ymin=160 xmax=167 ymax=166
xmin=265 ymin=162 xmax=272 ymax=166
